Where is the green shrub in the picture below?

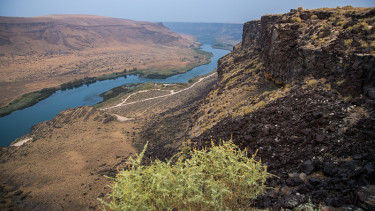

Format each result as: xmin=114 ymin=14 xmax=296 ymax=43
xmin=99 ymin=140 xmax=270 ymax=210
xmin=344 ymin=39 xmax=353 ymax=46
xmin=307 ymin=79 xmax=319 ymax=87
xmin=291 ymin=17 xmax=302 ymax=23
xmin=342 ymin=5 xmax=354 ymax=10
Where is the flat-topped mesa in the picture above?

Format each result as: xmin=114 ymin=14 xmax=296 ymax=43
xmin=237 ymin=7 xmax=375 ymax=99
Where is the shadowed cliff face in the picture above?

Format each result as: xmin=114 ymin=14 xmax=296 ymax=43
xmin=189 ymin=7 xmax=375 ymax=210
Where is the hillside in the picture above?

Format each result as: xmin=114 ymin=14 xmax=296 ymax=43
xmin=0 ymin=74 xmax=218 ymax=210
xmin=0 ymin=106 xmax=138 ymax=210
xmin=1 ymin=7 xmax=375 ymax=210
xmin=0 ymin=15 xmax=207 ymax=107
xmin=187 ymin=6 xmax=375 ymax=209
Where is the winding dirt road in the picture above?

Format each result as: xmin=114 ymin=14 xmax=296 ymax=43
xmin=101 ymin=72 xmax=217 ymax=111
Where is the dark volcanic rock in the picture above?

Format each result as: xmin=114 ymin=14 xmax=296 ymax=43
xmin=357 ymin=185 xmax=375 ymax=210
xmin=190 ymin=6 xmax=375 ymax=210
xmin=300 ymin=160 xmax=314 ymax=175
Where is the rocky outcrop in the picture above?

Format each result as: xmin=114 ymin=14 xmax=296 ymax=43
xmin=190 ymin=7 xmax=375 ymax=210
xmin=240 ymin=7 xmax=375 ymax=99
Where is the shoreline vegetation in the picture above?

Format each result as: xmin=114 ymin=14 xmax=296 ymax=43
xmin=0 ymin=48 xmax=213 ymax=117
xmin=212 ymin=42 xmax=234 ymax=51
xmin=94 ymin=70 xmax=216 ymax=109
xmin=137 ymin=48 xmax=213 ymax=79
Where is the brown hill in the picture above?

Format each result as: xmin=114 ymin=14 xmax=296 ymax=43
xmin=0 ymin=14 xmax=189 ymax=54
xmin=0 ymin=106 xmax=137 ymax=210
xmin=0 ymin=15 xmax=205 ymax=107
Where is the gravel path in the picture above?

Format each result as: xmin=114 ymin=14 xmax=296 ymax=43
xmin=101 ymin=72 xmax=217 ymax=112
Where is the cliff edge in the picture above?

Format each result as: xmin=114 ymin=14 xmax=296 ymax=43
xmin=189 ymin=7 xmax=375 ymax=209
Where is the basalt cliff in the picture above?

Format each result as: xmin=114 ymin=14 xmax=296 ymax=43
xmin=185 ymin=7 xmax=375 ymax=209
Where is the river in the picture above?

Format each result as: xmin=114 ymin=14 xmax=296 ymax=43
xmin=0 ymin=44 xmax=229 ymax=146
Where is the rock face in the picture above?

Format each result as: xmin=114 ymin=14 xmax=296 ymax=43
xmin=242 ymin=8 xmax=375 ymax=98
xmin=190 ymin=7 xmax=375 ymax=210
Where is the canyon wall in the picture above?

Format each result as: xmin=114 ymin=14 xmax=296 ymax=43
xmin=239 ymin=8 xmax=375 ymax=98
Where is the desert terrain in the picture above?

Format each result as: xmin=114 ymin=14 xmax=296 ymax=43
xmin=0 ymin=72 xmax=217 ymax=210
xmin=1 ymin=6 xmax=375 ymax=210
xmin=0 ymin=15 xmax=207 ymax=107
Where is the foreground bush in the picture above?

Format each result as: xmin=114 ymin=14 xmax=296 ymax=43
xmin=99 ymin=140 xmax=269 ymax=210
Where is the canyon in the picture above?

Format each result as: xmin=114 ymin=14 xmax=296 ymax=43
xmin=0 ymin=15 xmax=207 ymax=108
xmin=1 ymin=6 xmax=375 ymax=210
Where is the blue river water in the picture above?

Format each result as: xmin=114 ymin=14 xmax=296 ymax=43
xmin=0 ymin=44 xmax=229 ymax=146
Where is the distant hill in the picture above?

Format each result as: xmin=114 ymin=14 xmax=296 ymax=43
xmin=0 ymin=15 xmax=190 ymax=55
xmin=163 ymin=22 xmax=243 ymax=47
xmin=0 ymin=15 xmax=204 ymax=107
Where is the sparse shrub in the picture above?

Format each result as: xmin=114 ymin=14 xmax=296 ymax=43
xmin=325 ymin=83 xmax=332 ymax=90
xmin=329 ymin=17 xmax=336 ymax=22
xmin=311 ymin=15 xmax=318 ymax=20
xmin=342 ymin=5 xmax=354 ymax=10
xmin=343 ymin=95 xmax=353 ymax=101
xmin=307 ymin=79 xmax=319 ymax=87
xmin=298 ymin=7 xmax=303 ymax=12
xmin=353 ymin=23 xmax=362 ymax=31
xmin=337 ymin=79 xmax=345 ymax=86
xmin=318 ymin=23 xmax=327 ymax=31
xmin=361 ymin=22 xmax=370 ymax=31
xmin=318 ymin=38 xmax=326 ymax=45
xmin=344 ymin=39 xmax=353 ymax=46
xmin=336 ymin=20 xmax=346 ymax=28
xmin=361 ymin=41 xmax=368 ymax=48
xmin=99 ymin=141 xmax=270 ymax=210
xmin=292 ymin=17 xmax=302 ymax=23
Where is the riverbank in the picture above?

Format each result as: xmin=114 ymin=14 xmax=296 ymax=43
xmin=96 ymin=71 xmax=217 ymax=111
xmin=0 ymin=48 xmax=212 ymax=117
xmin=0 ymin=66 xmax=219 ymax=210
xmin=0 ymin=88 xmax=57 ymax=117
xmin=0 ymin=44 xmax=229 ymax=146
xmin=136 ymin=48 xmax=213 ymax=78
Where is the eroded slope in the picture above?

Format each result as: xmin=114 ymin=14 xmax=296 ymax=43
xmin=0 ymin=106 xmax=137 ymax=210
xmin=188 ymin=7 xmax=375 ymax=209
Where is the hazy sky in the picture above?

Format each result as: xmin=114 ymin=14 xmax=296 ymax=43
xmin=0 ymin=0 xmax=374 ymax=23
